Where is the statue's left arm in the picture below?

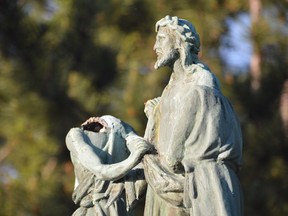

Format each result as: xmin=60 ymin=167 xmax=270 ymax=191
xmin=66 ymin=128 xmax=151 ymax=181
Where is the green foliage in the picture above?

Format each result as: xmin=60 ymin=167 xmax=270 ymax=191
xmin=0 ymin=0 xmax=287 ymax=215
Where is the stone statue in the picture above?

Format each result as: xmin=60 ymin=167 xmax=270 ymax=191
xmin=142 ymin=15 xmax=243 ymax=216
xmin=66 ymin=15 xmax=244 ymax=216
xmin=66 ymin=115 xmax=152 ymax=216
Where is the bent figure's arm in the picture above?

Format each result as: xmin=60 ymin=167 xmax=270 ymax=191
xmin=66 ymin=128 xmax=149 ymax=181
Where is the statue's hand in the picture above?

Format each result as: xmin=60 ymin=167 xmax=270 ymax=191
xmin=143 ymin=155 xmax=185 ymax=207
xmin=104 ymin=182 xmax=124 ymax=208
xmin=144 ymin=97 xmax=160 ymax=118
xmin=129 ymin=138 xmax=154 ymax=163
xmin=143 ymin=155 xmax=184 ymax=193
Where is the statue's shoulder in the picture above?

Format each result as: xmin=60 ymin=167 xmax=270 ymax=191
xmin=187 ymin=63 xmax=221 ymax=90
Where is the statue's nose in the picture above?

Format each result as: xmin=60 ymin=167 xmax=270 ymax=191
xmin=153 ymin=42 xmax=158 ymax=51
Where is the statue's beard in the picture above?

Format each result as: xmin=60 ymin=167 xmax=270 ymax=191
xmin=154 ymin=49 xmax=179 ymax=69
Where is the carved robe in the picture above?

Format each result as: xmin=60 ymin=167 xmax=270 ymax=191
xmin=143 ymin=63 xmax=243 ymax=216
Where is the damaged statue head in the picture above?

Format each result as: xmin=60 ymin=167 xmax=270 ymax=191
xmin=66 ymin=15 xmax=243 ymax=216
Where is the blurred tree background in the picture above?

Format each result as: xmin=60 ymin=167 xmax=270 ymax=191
xmin=0 ymin=0 xmax=287 ymax=215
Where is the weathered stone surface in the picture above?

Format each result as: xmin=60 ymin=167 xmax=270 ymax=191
xmin=66 ymin=115 xmax=152 ymax=216
xmin=142 ymin=15 xmax=243 ymax=216
xmin=66 ymin=15 xmax=244 ymax=216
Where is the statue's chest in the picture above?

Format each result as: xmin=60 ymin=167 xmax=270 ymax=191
xmin=160 ymin=81 xmax=189 ymax=114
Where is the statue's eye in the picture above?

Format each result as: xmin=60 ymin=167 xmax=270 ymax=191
xmin=158 ymin=36 xmax=165 ymax=42
xmin=157 ymin=34 xmax=165 ymax=43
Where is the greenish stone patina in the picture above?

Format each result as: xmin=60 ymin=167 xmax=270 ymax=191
xmin=66 ymin=116 xmax=152 ymax=216
xmin=66 ymin=15 xmax=244 ymax=216
xmin=142 ymin=15 xmax=243 ymax=216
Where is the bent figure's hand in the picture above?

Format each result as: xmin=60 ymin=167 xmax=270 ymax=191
xmin=127 ymin=136 xmax=155 ymax=163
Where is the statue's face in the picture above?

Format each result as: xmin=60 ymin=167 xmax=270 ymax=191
xmin=153 ymin=27 xmax=179 ymax=69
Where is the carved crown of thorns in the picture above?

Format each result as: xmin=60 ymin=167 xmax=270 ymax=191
xmin=155 ymin=15 xmax=200 ymax=54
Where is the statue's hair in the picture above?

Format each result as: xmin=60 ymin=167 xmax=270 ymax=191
xmin=155 ymin=15 xmax=200 ymax=56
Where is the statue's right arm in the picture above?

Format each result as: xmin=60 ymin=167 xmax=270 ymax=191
xmin=143 ymin=154 xmax=185 ymax=207
xmin=66 ymin=128 xmax=148 ymax=181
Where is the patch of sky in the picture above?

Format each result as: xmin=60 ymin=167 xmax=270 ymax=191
xmin=219 ymin=12 xmax=252 ymax=75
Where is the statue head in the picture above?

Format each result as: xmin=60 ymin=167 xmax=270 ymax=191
xmin=154 ymin=15 xmax=200 ymax=70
